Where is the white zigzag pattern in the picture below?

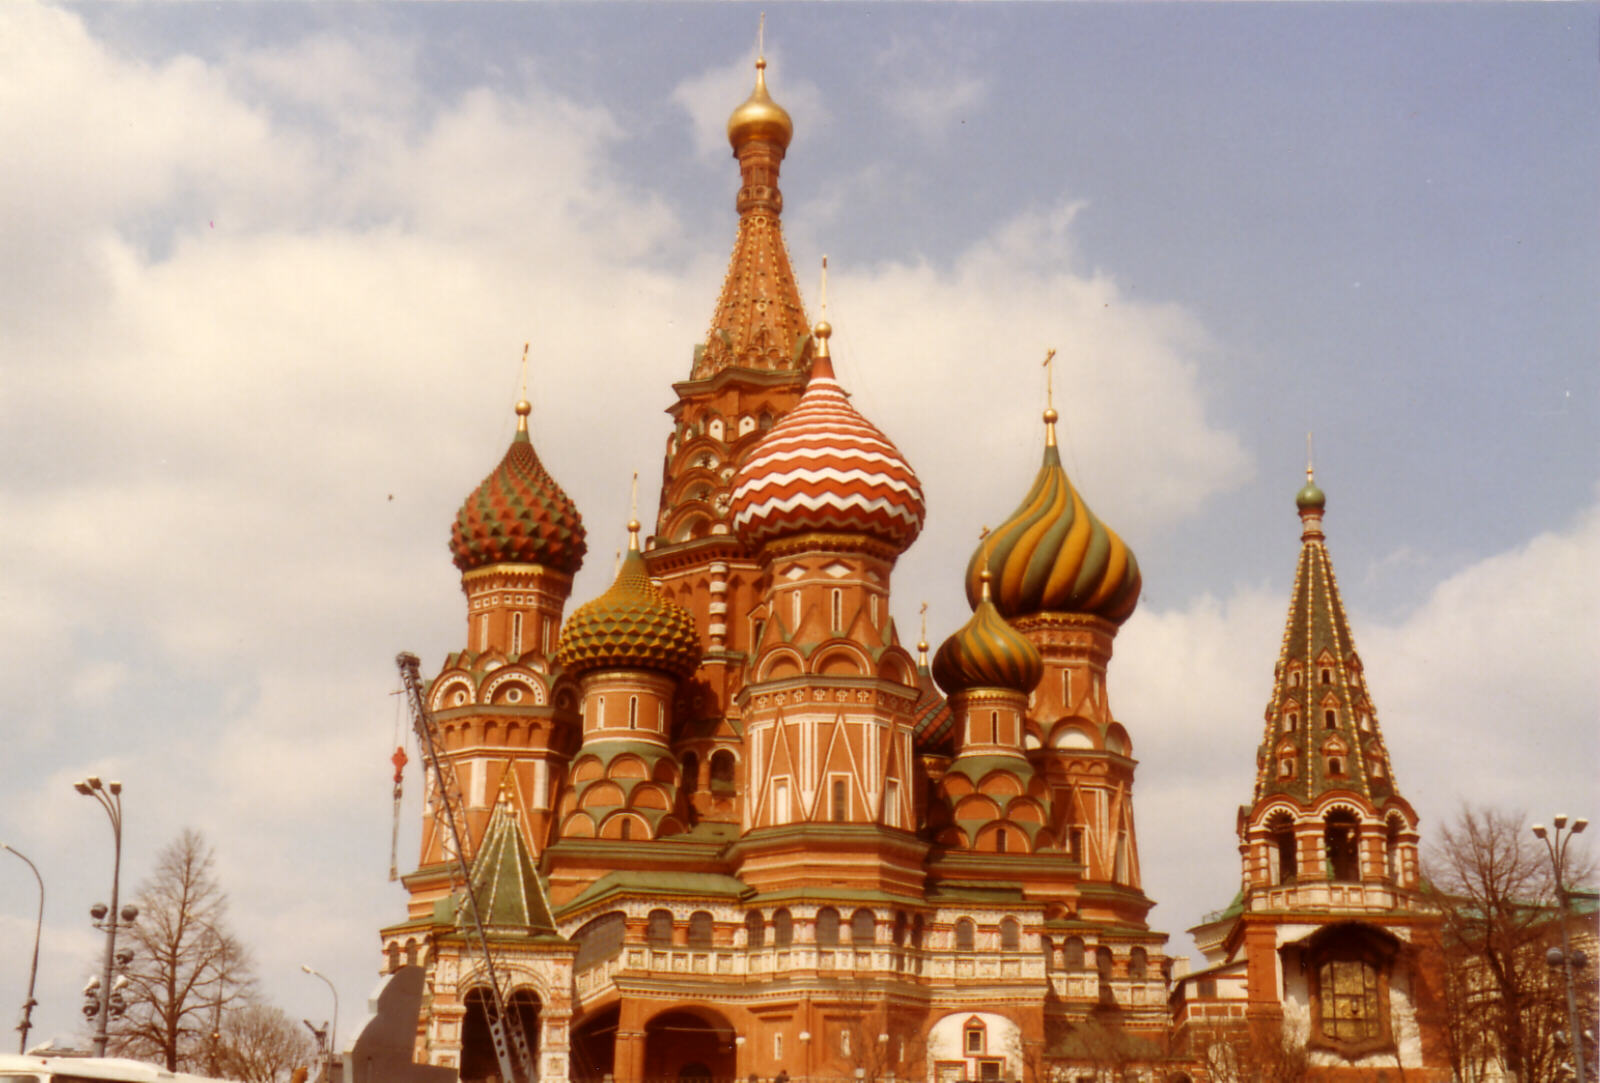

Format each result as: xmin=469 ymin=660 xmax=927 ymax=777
xmin=732 ymin=491 xmax=924 ymax=533
xmin=732 ymin=464 xmax=922 ymax=502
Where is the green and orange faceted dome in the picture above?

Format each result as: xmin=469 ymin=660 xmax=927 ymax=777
xmin=933 ymin=575 xmax=1043 ymax=696
xmin=555 ymin=529 xmax=701 ymax=679
xmin=451 ymin=401 xmax=587 ymax=575
xmin=966 ymin=411 xmax=1141 ymax=625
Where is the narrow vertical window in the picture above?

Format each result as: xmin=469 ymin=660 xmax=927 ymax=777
xmin=884 ymin=779 xmax=901 ymax=828
xmin=596 ymin=695 xmax=605 ymax=726
xmin=1062 ymin=669 xmax=1071 ymax=704
xmin=831 ymin=777 xmax=848 ymax=822
xmin=478 ymin=613 xmax=489 ymax=651
xmin=870 ymin=594 xmax=879 ymax=624
xmin=831 ymin=588 xmax=843 ymax=630
xmin=990 ymin=710 xmax=999 ymax=743
xmin=773 ymin=779 xmax=790 ymax=825
xmin=791 ymin=589 xmax=801 ymax=629
xmin=628 ymin=696 xmax=638 ymax=729
xmin=511 ymin=611 xmax=523 ymax=655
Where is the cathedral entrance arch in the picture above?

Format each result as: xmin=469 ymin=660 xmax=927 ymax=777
xmin=644 ymin=1006 xmax=736 ymax=1082
xmin=571 ymin=1003 xmax=619 ymax=1083
xmin=459 ymin=987 xmax=540 ymax=1083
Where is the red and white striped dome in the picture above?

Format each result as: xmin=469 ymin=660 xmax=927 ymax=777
xmin=730 ymin=324 xmax=925 ymax=552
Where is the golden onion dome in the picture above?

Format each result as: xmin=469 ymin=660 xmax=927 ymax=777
xmin=555 ymin=525 xmax=700 ymax=679
xmin=727 ymin=57 xmax=793 ymax=153
xmin=966 ymin=410 xmax=1141 ymax=625
xmin=932 ymin=571 xmax=1044 ymax=696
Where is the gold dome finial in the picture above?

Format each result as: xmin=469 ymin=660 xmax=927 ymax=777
xmin=1041 ymin=348 xmax=1059 ymax=448
xmin=813 ymin=256 xmax=833 ymax=366
xmin=515 ymin=342 xmax=532 ymax=433
xmin=978 ymin=526 xmax=993 ymax=602
xmin=727 ymin=21 xmax=793 ymax=154
xmin=628 ymin=471 xmax=641 ymax=551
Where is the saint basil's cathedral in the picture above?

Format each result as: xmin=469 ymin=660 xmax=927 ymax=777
xmin=377 ymin=55 xmax=1450 ymax=1083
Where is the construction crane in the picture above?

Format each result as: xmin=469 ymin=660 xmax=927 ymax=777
xmin=396 ymin=651 xmax=536 ymax=1083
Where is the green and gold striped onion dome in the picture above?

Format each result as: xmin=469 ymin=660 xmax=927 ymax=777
xmin=450 ymin=426 xmax=586 ymax=575
xmin=555 ymin=548 xmax=701 ymax=678
xmin=965 ymin=444 xmax=1141 ymax=625
xmin=932 ymin=592 xmax=1043 ymax=696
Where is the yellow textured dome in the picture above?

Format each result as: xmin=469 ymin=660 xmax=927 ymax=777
xmin=727 ymin=58 xmax=793 ymax=152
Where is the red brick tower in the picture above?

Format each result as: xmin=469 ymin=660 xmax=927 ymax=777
xmin=1174 ymin=470 xmax=1449 ymax=1080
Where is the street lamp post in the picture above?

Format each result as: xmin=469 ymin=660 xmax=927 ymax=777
xmin=1533 ymin=814 xmax=1590 ymax=1083
xmin=1 ymin=842 xmax=43 ymax=1054
xmin=301 ymin=964 xmax=339 ymax=1083
xmin=76 ymin=776 xmax=135 ymax=1059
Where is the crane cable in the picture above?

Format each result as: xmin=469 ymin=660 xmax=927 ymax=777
xmin=388 ymin=684 xmax=409 ymax=882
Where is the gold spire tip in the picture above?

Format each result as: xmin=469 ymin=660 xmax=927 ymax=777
xmin=628 ymin=472 xmax=641 ymax=550
xmin=1306 ymin=431 xmax=1316 ymax=482
xmin=757 ymin=12 xmax=766 ymax=63
xmin=1042 ymin=349 xmax=1059 ymax=445
xmin=515 ymin=342 xmax=532 ymax=431
xmin=918 ymin=601 xmax=929 ymax=651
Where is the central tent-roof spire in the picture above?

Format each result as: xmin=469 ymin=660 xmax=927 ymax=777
xmin=691 ymin=40 xmax=810 ymax=381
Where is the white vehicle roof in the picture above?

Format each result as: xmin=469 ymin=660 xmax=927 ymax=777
xmin=0 ymin=1054 xmax=240 ymax=1083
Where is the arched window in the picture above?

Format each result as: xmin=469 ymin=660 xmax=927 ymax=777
xmin=1130 ymin=947 xmax=1149 ymax=980
xmin=1385 ymin=818 xmax=1404 ymax=883
xmin=850 ymin=908 xmax=875 ymax=946
xmin=647 ymin=909 xmax=673 ymax=947
xmin=1269 ymin=812 xmax=1298 ymax=883
xmin=386 ymin=942 xmax=401 ymax=972
xmin=892 ymin=910 xmax=908 ymax=947
xmin=1325 ymin=709 xmax=1337 ymax=729
xmin=1320 ymin=667 xmax=1332 ymax=685
xmin=1308 ymin=929 xmax=1394 ymax=1055
xmin=404 ymin=939 xmax=419 ymax=966
xmin=710 ymin=749 xmax=736 ymax=793
xmin=954 ymin=918 xmax=976 ymax=952
xmin=573 ymin=911 xmax=627 ymax=970
xmin=1064 ymin=937 xmax=1085 ymax=970
xmin=815 ymin=907 xmax=840 ymax=948
xmin=687 ymin=910 xmax=713 ymax=948
xmin=745 ymin=910 xmax=765 ymax=949
xmin=773 ymin=908 xmax=793 ymax=948
xmin=1096 ymin=946 xmax=1115 ymax=980
xmin=964 ymin=1017 xmax=987 ymax=1056
xmin=1325 ymin=809 xmax=1361 ymax=882
xmin=911 ymin=914 xmax=925 ymax=949
xmin=1000 ymin=917 xmax=1021 ymax=951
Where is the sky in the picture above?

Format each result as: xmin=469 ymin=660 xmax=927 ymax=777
xmin=1 ymin=0 xmax=1596 ymax=1057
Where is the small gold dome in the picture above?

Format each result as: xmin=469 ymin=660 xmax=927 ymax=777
xmin=727 ymin=58 xmax=793 ymax=152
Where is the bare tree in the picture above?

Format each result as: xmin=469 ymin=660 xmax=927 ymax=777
xmin=109 ymin=829 xmax=254 ymax=1071
xmin=1052 ymin=1016 xmax=1173 ymax=1083
xmin=1189 ymin=1017 xmax=1309 ymax=1083
xmin=832 ymin=989 xmax=928 ymax=1082
xmin=1424 ymin=805 xmax=1596 ymax=1083
xmin=219 ymin=1002 xmax=320 ymax=1083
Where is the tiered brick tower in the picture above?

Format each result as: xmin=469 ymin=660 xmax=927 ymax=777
xmin=1172 ymin=471 xmax=1449 ymax=1080
xmin=382 ymin=55 xmax=1179 ymax=1083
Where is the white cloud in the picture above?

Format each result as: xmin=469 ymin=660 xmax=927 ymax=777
xmin=875 ymin=31 xmax=990 ymax=141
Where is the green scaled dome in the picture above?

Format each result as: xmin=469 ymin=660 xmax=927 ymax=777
xmin=932 ymin=581 xmax=1044 ymax=696
xmin=555 ymin=537 xmax=701 ymax=679
xmin=451 ymin=402 xmax=586 ymax=575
